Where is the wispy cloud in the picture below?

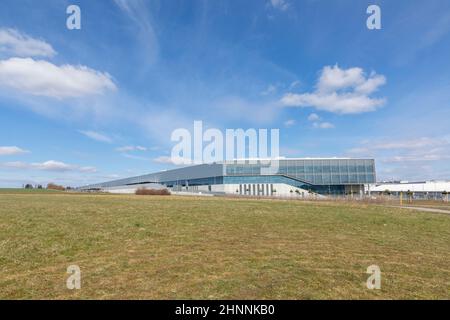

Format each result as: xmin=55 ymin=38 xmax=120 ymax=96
xmin=306 ymin=113 xmax=334 ymax=129
xmin=307 ymin=113 xmax=320 ymax=122
xmin=115 ymin=145 xmax=147 ymax=152
xmin=0 ymin=28 xmax=56 ymax=58
xmin=261 ymin=84 xmax=277 ymax=96
xmin=0 ymin=146 xmax=29 ymax=156
xmin=121 ymin=153 xmax=150 ymax=161
xmin=1 ymin=160 xmax=97 ymax=173
xmin=113 ymin=0 xmax=159 ymax=64
xmin=348 ymin=137 xmax=450 ymax=180
xmin=268 ymin=0 xmax=290 ymax=11
xmin=348 ymin=137 xmax=449 ymax=154
xmin=289 ymin=80 xmax=301 ymax=90
xmin=153 ymin=156 xmax=173 ymax=164
xmin=79 ymin=130 xmax=113 ymax=144
xmin=280 ymin=65 xmax=386 ymax=114
xmin=283 ymin=119 xmax=296 ymax=128
xmin=313 ymin=122 xmax=334 ymax=129
xmin=153 ymin=155 xmax=188 ymax=166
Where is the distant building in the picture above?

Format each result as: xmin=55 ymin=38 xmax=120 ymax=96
xmin=369 ymin=180 xmax=450 ymax=199
xmin=79 ymin=158 xmax=376 ymax=197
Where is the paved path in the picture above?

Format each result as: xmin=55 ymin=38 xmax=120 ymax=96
xmin=391 ymin=205 xmax=450 ymax=215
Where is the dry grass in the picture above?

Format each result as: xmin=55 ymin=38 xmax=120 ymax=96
xmin=0 ymin=190 xmax=449 ymax=299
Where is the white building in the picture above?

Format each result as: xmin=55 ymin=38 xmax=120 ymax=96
xmin=369 ymin=181 xmax=450 ymax=199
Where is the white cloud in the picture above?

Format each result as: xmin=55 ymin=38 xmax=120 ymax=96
xmin=115 ymin=145 xmax=147 ymax=152
xmin=280 ymin=65 xmax=386 ymax=114
xmin=33 ymin=160 xmax=73 ymax=171
xmin=79 ymin=130 xmax=113 ymax=144
xmin=281 ymin=92 xmax=385 ymax=114
xmin=0 ymin=58 xmax=116 ymax=99
xmin=283 ymin=119 xmax=296 ymax=128
xmin=313 ymin=121 xmax=335 ymax=129
xmin=0 ymin=146 xmax=29 ymax=156
xmin=307 ymin=113 xmax=320 ymax=121
xmin=0 ymin=28 xmax=56 ymax=58
xmin=306 ymin=113 xmax=334 ymax=129
xmin=1 ymin=160 xmax=97 ymax=173
xmin=269 ymin=0 xmax=290 ymax=11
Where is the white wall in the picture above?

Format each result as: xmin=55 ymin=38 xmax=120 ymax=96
xmin=101 ymin=182 xmax=323 ymax=198
xmin=215 ymin=183 xmax=321 ymax=198
xmin=370 ymin=181 xmax=450 ymax=193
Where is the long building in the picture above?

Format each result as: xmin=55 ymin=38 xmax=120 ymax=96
xmin=79 ymin=158 xmax=376 ymax=197
xmin=369 ymin=180 xmax=450 ymax=199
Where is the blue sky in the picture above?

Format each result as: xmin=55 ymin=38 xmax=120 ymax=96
xmin=0 ymin=0 xmax=450 ymax=187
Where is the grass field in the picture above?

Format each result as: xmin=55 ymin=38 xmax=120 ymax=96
xmin=0 ymin=190 xmax=449 ymax=299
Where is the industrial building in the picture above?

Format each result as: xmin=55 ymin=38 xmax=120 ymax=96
xmin=369 ymin=180 xmax=450 ymax=200
xmin=79 ymin=158 xmax=376 ymax=197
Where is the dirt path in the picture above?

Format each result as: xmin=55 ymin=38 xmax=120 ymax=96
xmin=391 ymin=205 xmax=450 ymax=215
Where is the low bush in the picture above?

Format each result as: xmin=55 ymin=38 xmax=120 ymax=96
xmin=47 ymin=183 xmax=65 ymax=191
xmin=135 ymin=188 xmax=171 ymax=196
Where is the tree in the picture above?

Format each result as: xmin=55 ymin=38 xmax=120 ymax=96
xmin=24 ymin=184 xmax=33 ymax=189
xmin=406 ymin=190 xmax=413 ymax=203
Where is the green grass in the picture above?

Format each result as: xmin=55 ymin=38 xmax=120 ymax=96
xmin=0 ymin=191 xmax=449 ymax=299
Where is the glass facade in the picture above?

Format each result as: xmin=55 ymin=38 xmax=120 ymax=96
xmin=163 ymin=176 xmax=223 ymax=187
xmin=224 ymin=159 xmax=376 ymax=185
